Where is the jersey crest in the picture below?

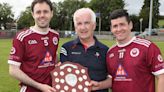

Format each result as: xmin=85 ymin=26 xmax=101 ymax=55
xmin=10 ymin=47 xmax=16 ymax=55
xmin=158 ymin=54 xmax=163 ymax=62
xmin=130 ymin=48 xmax=139 ymax=57
xmin=95 ymin=52 xmax=100 ymax=58
xmin=53 ymin=37 xmax=58 ymax=45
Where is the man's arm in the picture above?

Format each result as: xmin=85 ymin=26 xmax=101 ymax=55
xmin=60 ymin=46 xmax=69 ymax=63
xmin=9 ymin=64 xmax=56 ymax=92
xmin=90 ymin=76 xmax=112 ymax=91
xmin=157 ymin=73 xmax=164 ymax=92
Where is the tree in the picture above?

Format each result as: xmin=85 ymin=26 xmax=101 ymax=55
xmin=87 ymin=0 xmax=125 ymax=31
xmin=130 ymin=15 xmax=140 ymax=32
xmin=0 ymin=3 xmax=14 ymax=29
xmin=17 ymin=7 xmax=34 ymax=29
xmin=16 ymin=0 xmax=125 ymax=31
xmin=50 ymin=2 xmax=60 ymax=30
xmin=56 ymin=0 xmax=87 ymax=30
xmin=139 ymin=0 xmax=160 ymax=30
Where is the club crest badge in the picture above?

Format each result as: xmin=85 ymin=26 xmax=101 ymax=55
xmin=10 ymin=47 xmax=16 ymax=54
xmin=130 ymin=48 xmax=139 ymax=57
xmin=95 ymin=52 xmax=100 ymax=57
xmin=53 ymin=37 xmax=58 ymax=45
xmin=157 ymin=54 xmax=163 ymax=62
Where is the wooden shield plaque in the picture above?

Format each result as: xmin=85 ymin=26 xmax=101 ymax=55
xmin=51 ymin=62 xmax=91 ymax=92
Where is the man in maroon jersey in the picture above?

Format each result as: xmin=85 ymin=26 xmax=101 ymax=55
xmin=8 ymin=0 xmax=58 ymax=92
xmin=106 ymin=9 xmax=164 ymax=92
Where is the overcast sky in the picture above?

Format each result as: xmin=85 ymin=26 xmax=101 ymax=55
xmin=0 ymin=0 xmax=164 ymax=19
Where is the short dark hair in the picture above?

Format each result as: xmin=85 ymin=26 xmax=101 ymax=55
xmin=109 ymin=9 xmax=131 ymax=24
xmin=31 ymin=0 xmax=53 ymax=12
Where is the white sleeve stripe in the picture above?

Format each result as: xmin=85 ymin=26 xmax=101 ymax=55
xmin=61 ymin=49 xmax=66 ymax=53
xmin=133 ymin=41 xmax=149 ymax=47
xmin=20 ymin=30 xmax=33 ymax=41
xmin=8 ymin=60 xmax=21 ymax=66
xmin=61 ymin=47 xmax=66 ymax=51
xmin=60 ymin=50 xmax=67 ymax=56
xmin=17 ymin=31 xmax=25 ymax=39
xmin=135 ymin=38 xmax=151 ymax=44
xmin=17 ymin=30 xmax=30 ymax=40
xmin=60 ymin=47 xmax=67 ymax=56
xmin=152 ymin=69 xmax=164 ymax=76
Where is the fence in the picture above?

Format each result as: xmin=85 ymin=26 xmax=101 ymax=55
xmin=0 ymin=30 xmax=16 ymax=39
xmin=0 ymin=30 xmax=164 ymax=41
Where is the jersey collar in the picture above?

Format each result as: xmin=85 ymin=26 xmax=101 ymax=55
xmin=30 ymin=27 xmax=49 ymax=35
xmin=73 ymin=36 xmax=100 ymax=48
xmin=117 ymin=36 xmax=136 ymax=47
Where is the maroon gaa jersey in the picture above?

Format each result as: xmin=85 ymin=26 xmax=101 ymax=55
xmin=8 ymin=27 xmax=59 ymax=92
xmin=106 ymin=37 xmax=164 ymax=92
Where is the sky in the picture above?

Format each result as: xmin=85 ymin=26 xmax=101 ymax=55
xmin=0 ymin=0 xmax=164 ymax=19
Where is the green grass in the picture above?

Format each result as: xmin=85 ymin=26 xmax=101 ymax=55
xmin=155 ymin=42 xmax=164 ymax=53
xmin=0 ymin=38 xmax=163 ymax=92
xmin=0 ymin=39 xmax=19 ymax=92
xmin=158 ymin=19 xmax=164 ymax=27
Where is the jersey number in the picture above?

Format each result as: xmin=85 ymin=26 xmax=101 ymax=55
xmin=44 ymin=40 xmax=49 ymax=46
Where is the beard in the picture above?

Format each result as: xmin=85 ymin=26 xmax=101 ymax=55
xmin=37 ymin=23 xmax=49 ymax=28
xmin=35 ymin=20 xmax=50 ymax=28
xmin=38 ymin=25 xmax=49 ymax=28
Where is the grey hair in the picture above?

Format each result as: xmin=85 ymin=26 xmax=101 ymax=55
xmin=73 ymin=8 xmax=96 ymax=25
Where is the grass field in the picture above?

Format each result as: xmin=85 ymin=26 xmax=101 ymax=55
xmin=158 ymin=19 xmax=164 ymax=27
xmin=0 ymin=38 xmax=164 ymax=92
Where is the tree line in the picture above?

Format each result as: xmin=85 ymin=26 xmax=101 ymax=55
xmin=0 ymin=0 xmax=162 ymax=32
